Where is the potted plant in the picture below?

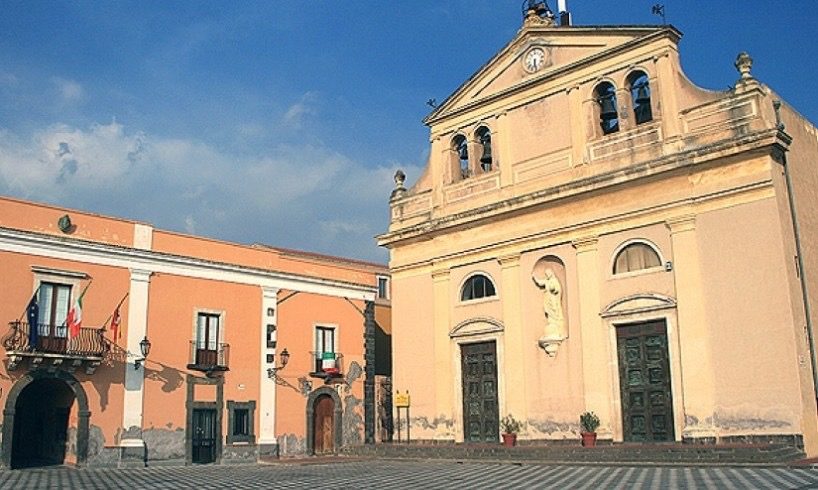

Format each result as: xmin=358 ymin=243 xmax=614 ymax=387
xmin=500 ymin=414 xmax=523 ymax=447
xmin=579 ymin=411 xmax=600 ymax=447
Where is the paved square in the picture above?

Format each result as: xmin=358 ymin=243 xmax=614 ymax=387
xmin=2 ymin=460 xmax=818 ymax=489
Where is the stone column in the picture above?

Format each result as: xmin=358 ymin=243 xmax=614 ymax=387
xmin=499 ymin=254 xmax=527 ymax=422
xmin=667 ymin=215 xmax=716 ymax=441
xmin=573 ymin=236 xmax=614 ymax=439
xmin=258 ymin=286 xmax=280 ymax=457
xmin=432 ymin=267 xmax=453 ymax=440
xmin=496 ymin=112 xmax=513 ymax=187
xmin=120 ymin=268 xmax=151 ymax=464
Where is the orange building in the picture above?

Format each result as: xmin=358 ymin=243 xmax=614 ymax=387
xmin=0 ymin=195 xmax=391 ymax=467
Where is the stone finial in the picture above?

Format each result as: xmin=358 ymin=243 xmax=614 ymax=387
xmin=735 ymin=52 xmax=753 ymax=81
xmin=391 ymin=169 xmax=406 ymax=199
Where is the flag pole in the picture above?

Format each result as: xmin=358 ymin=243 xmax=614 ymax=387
xmin=101 ymin=293 xmax=129 ymax=330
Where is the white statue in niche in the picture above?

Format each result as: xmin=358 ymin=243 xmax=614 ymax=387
xmin=532 ymin=267 xmax=567 ymax=356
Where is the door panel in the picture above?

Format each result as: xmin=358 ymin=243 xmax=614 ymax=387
xmin=314 ymin=395 xmax=334 ymax=454
xmin=461 ymin=341 xmax=499 ymax=443
xmin=191 ymin=408 xmax=217 ymax=464
xmin=617 ymin=321 xmax=675 ymax=442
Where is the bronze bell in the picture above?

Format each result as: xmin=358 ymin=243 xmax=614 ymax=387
xmin=458 ymin=141 xmax=468 ymax=161
xmin=480 ymin=139 xmax=493 ymax=164
xmin=634 ymin=84 xmax=650 ymax=106
xmin=599 ymin=96 xmax=618 ymax=121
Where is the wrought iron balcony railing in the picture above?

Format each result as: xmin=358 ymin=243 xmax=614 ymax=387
xmin=186 ymin=340 xmax=230 ymax=375
xmin=2 ymin=321 xmax=110 ymax=373
xmin=309 ymin=351 xmax=344 ymax=379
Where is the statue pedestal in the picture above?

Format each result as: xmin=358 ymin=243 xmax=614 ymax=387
xmin=538 ymin=335 xmax=566 ymax=357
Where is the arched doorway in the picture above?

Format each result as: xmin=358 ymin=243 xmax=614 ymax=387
xmin=2 ymin=370 xmax=90 ymax=469
xmin=313 ymin=395 xmax=334 ymax=454
xmin=305 ymin=386 xmax=343 ymax=456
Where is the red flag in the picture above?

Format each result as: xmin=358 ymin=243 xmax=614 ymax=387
xmin=111 ymin=306 xmax=121 ymax=342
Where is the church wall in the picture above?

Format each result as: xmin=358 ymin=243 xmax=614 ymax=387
xmin=697 ymin=197 xmax=802 ymax=437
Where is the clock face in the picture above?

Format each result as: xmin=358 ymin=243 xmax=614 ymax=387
xmin=524 ymin=48 xmax=546 ymax=73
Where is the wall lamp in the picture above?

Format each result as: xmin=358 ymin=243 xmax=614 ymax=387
xmin=266 ymin=348 xmax=290 ymax=379
xmin=134 ymin=336 xmax=151 ymax=370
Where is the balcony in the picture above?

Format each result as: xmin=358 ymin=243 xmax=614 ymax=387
xmin=2 ymin=321 xmax=110 ymax=374
xmin=186 ymin=341 xmax=229 ymax=376
xmin=309 ymin=351 xmax=344 ymax=381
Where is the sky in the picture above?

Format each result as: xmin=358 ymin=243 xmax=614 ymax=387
xmin=1 ymin=1 xmax=815 ymax=263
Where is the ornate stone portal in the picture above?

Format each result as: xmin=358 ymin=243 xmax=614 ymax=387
xmin=532 ymin=259 xmax=568 ymax=356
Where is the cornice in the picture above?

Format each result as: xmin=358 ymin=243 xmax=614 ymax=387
xmin=380 ymin=128 xmax=781 ymax=248
xmin=0 ymin=227 xmax=375 ymax=301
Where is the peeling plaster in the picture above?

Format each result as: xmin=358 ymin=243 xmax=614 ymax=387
xmin=277 ymin=433 xmax=306 ymax=457
xmin=143 ymin=427 xmax=185 ymax=461
xmin=342 ymin=395 xmax=363 ymax=445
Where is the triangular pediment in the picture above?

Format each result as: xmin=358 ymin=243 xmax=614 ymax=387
xmin=426 ymin=25 xmax=677 ymax=125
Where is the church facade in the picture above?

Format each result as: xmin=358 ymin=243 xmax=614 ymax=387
xmin=379 ymin=6 xmax=818 ymax=454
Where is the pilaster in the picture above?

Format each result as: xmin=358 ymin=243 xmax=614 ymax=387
xmin=573 ymin=236 xmax=614 ymax=439
xmin=666 ymin=215 xmax=716 ymax=441
xmin=432 ymin=267 xmax=453 ymax=439
xmin=258 ymin=286 xmax=280 ymax=456
xmin=121 ymin=268 xmax=151 ymax=445
xmin=498 ymin=254 xmax=527 ymax=422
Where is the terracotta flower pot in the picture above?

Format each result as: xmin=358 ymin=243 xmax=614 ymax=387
xmin=581 ymin=432 xmax=597 ymax=447
xmin=502 ymin=433 xmax=517 ymax=447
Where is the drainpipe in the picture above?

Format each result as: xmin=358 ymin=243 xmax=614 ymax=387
xmin=773 ymin=100 xmax=818 ymax=400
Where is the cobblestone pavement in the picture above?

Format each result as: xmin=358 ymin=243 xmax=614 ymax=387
xmin=2 ymin=460 xmax=818 ymax=489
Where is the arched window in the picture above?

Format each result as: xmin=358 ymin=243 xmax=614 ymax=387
xmin=452 ymin=134 xmax=469 ymax=179
xmin=461 ymin=274 xmax=496 ymax=301
xmin=628 ymin=71 xmax=652 ymax=125
xmin=475 ymin=126 xmax=493 ymax=172
xmin=613 ymin=242 xmax=662 ymax=274
xmin=595 ymin=82 xmax=619 ymax=135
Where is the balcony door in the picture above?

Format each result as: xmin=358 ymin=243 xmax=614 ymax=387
xmin=195 ymin=313 xmax=220 ymax=367
xmin=314 ymin=326 xmax=336 ymax=373
xmin=36 ymin=282 xmax=71 ymax=353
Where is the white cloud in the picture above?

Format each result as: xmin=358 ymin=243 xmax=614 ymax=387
xmin=0 ymin=121 xmax=421 ymax=262
xmin=52 ymin=77 xmax=85 ymax=104
xmin=281 ymin=91 xmax=318 ymax=130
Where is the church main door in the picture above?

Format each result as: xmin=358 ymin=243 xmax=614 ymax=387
xmin=461 ymin=341 xmax=499 ymax=443
xmin=617 ymin=320 xmax=675 ymax=442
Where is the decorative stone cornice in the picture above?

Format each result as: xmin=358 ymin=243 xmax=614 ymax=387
xmin=431 ymin=268 xmax=451 ymax=281
xmin=572 ymin=236 xmax=599 ymax=253
xmin=498 ymin=254 xmax=521 ymax=268
xmin=665 ymin=215 xmax=696 ymax=234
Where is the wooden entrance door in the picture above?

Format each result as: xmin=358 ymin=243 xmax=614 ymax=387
xmin=461 ymin=341 xmax=499 ymax=443
xmin=617 ymin=320 xmax=675 ymax=442
xmin=313 ymin=395 xmax=334 ymax=454
xmin=191 ymin=408 xmax=217 ymax=464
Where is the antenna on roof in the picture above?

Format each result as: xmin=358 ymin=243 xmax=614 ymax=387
xmin=651 ymin=4 xmax=667 ymax=25
xmin=426 ymin=99 xmax=438 ymax=109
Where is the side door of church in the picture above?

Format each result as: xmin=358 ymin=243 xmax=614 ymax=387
xmin=617 ymin=320 xmax=675 ymax=442
xmin=461 ymin=341 xmax=499 ymax=443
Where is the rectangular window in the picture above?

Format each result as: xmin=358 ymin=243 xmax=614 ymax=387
xmin=314 ymin=326 xmax=336 ymax=373
xmin=37 ymin=281 xmax=71 ymax=338
xmin=233 ymin=409 xmax=249 ymax=436
xmin=377 ymin=276 xmax=390 ymax=300
xmin=226 ymin=401 xmax=256 ymax=444
xmin=196 ymin=313 xmax=220 ymax=351
xmin=195 ymin=312 xmax=221 ymax=366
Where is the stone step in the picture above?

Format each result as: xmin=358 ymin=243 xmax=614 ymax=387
xmin=341 ymin=443 xmax=805 ymax=465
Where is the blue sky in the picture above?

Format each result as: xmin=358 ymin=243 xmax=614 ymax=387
xmin=1 ymin=1 xmax=815 ymax=263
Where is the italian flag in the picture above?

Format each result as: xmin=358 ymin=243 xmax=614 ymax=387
xmin=66 ymin=283 xmax=90 ymax=339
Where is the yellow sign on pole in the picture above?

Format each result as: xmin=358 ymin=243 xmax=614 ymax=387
xmin=395 ymin=391 xmax=410 ymax=408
